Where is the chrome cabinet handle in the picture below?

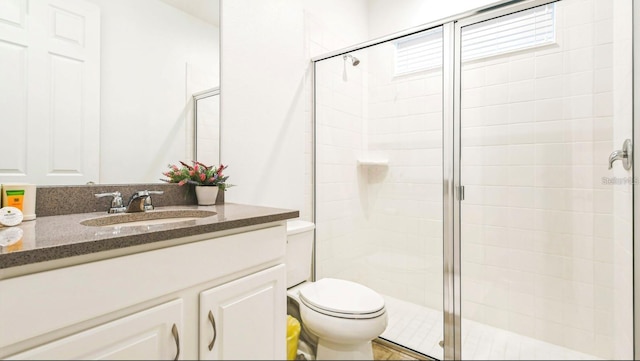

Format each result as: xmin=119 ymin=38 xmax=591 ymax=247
xmin=171 ymin=323 xmax=180 ymax=360
xmin=608 ymin=139 xmax=632 ymax=170
xmin=208 ymin=310 xmax=217 ymax=351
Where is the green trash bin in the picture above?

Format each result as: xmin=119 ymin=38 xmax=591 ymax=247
xmin=287 ymin=315 xmax=301 ymax=360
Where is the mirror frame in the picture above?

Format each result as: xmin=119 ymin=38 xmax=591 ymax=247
xmin=193 ymin=87 xmax=221 ymax=165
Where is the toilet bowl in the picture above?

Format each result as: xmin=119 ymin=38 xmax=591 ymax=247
xmin=286 ymin=220 xmax=388 ymax=360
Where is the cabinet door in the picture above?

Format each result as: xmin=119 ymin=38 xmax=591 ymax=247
xmin=7 ymin=299 xmax=183 ymax=360
xmin=199 ymin=264 xmax=286 ymax=360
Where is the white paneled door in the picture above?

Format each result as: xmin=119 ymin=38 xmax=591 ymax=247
xmin=0 ymin=0 xmax=99 ymax=185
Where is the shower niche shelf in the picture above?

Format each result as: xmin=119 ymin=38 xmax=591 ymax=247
xmin=357 ymin=159 xmax=388 ymax=167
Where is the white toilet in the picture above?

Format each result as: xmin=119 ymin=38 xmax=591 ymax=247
xmin=286 ymin=220 xmax=388 ymax=360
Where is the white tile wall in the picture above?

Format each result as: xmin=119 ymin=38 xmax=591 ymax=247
xmin=460 ymin=1 xmax=632 ymax=358
xmin=315 ymin=26 xmax=445 ymax=350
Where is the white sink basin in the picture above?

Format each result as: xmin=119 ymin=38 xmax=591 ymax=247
xmin=80 ymin=209 xmax=216 ymax=227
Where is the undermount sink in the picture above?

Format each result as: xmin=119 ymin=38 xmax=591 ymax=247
xmin=80 ymin=209 xmax=217 ymax=227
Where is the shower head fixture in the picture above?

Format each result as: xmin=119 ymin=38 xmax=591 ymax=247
xmin=343 ymin=54 xmax=360 ymax=66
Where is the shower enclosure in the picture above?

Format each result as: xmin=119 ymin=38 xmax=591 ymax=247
xmin=312 ymin=0 xmax=634 ymax=359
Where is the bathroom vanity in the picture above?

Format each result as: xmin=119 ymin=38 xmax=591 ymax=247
xmin=0 ymin=197 xmax=298 ymax=360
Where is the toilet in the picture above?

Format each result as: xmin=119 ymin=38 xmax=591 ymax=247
xmin=286 ymin=220 xmax=388 ymax=360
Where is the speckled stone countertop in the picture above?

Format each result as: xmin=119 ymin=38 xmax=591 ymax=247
xmin=0 ymin=203 xmax=299 ymax=270
xmin=0 ymin=203 xmax=299 ymax=269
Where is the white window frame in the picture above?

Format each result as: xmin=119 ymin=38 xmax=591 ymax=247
xmin=393 ymin=3 xmax=556 ymax=76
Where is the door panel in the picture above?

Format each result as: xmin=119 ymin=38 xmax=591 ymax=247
xmin=457 ymin=0 xmax=633 ymax=359
xmin=0 ymin=0 xmax=100 ymax=184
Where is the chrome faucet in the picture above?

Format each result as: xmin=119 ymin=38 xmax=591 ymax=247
xmin=94 ymin=192 xmax=126 ymax=214
xmin=95 ymin=190 xmax=164 ymax=213
xmin=126 ymin=190 xmax=164 ymax=213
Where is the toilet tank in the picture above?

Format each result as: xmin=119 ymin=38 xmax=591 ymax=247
xmin=286 ymin=220 xmax=315 ymax=288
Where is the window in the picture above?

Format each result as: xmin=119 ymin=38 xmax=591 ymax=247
xmin=393 ymin=4 xmax=556 ymax=76
xmin=393 ymin=27 xmax=443 ymax=76
xmin=461 ymin=3 xmax=556 ymax=61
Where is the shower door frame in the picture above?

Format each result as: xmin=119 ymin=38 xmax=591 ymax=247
xmin=311 ymin=0 xmax=638 ymax=359
xmin=452 ymin=0 xmax=637 ymax=359
xmin=450 ymin=1 xmax=563 ymax=359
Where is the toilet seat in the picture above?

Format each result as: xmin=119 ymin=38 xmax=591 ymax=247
xmin=298 ymin=278 xmax=386 ymax=319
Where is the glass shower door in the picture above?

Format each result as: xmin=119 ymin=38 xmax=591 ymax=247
xmin=314 ymin=25 xmax=445 ymax=360
xmin=457 ymin=0 xmax=633 ymax=359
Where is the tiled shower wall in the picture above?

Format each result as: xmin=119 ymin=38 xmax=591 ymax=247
xmin=361 ymin=40 xmax=443 ymax=311
xmin=459 ymin=1 xmax=631 ymax=358
xmin=315 ymin=36 xmax=444 ymax=311
xmin=314 ymin=56 xmax=368 ymax=280
xmin=611 ymin=0 xmax=633 ymax=358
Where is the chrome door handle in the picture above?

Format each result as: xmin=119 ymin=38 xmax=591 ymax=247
xmin=171 ymin=323 xmax=180 ymax=360
xmin=208 ymin=310 xmax=217 ymax=351
xmin=608 ymin=139 xmax=632 ymax=170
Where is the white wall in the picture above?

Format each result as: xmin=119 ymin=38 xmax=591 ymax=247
xmin=89 ymin=0 xmax=219 ymax=184
xmin=368 ymin=0 xmax=502 ymax=39
xmin=220 ymin=0 xmax=368 ymax=215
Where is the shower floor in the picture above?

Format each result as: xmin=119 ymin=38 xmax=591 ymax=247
xmin=381 ymin=295 xmax=602 ymax=360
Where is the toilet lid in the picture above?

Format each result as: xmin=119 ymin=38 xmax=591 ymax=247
xmin=298 ymin=278 xmax=385 ymax=319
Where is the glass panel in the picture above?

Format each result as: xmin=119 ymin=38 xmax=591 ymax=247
xmin=459 ymin=0 xmax=633 ymax=359
xmin=315 ymin=26 xmax=444 ymax=359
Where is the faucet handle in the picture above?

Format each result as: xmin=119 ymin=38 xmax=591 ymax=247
xmin=94 ymin=192 xmax=126 ymax=213
xmin=132 ymin=190 xmax=164 ymax=197
xmin=608 ymin=139 xmax=633 ymax=170
xmin=136 ymin=190 xmax=164 ymax=211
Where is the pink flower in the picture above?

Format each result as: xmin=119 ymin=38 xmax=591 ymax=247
xmin=162 ymin=161 xmax=230 ymax=188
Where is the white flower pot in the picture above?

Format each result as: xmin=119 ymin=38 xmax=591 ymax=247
xmin=195 ymin=185 xmax=219 ymax=206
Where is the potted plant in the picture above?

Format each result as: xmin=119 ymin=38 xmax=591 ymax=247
xmin=161 ymin=161 xmax=231 ymax=205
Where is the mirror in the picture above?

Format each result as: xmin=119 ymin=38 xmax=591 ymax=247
xmin=0 ymin=0 xmax=219 ymax=186
xmin=193 ymin=87 xmax=220 ymax=166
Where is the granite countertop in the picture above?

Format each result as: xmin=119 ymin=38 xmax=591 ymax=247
xmin=0 ymin=203 xmax=299 ymax=270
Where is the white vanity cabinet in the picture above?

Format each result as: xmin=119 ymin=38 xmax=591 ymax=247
xmin=0 ymin=224 xmax=287 ymax=360
xmin=199 ymin=264 xmax=285 ymax=360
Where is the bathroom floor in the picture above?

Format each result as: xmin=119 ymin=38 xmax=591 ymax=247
xmin=381 ymin=295 xmax=602 ymax=360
